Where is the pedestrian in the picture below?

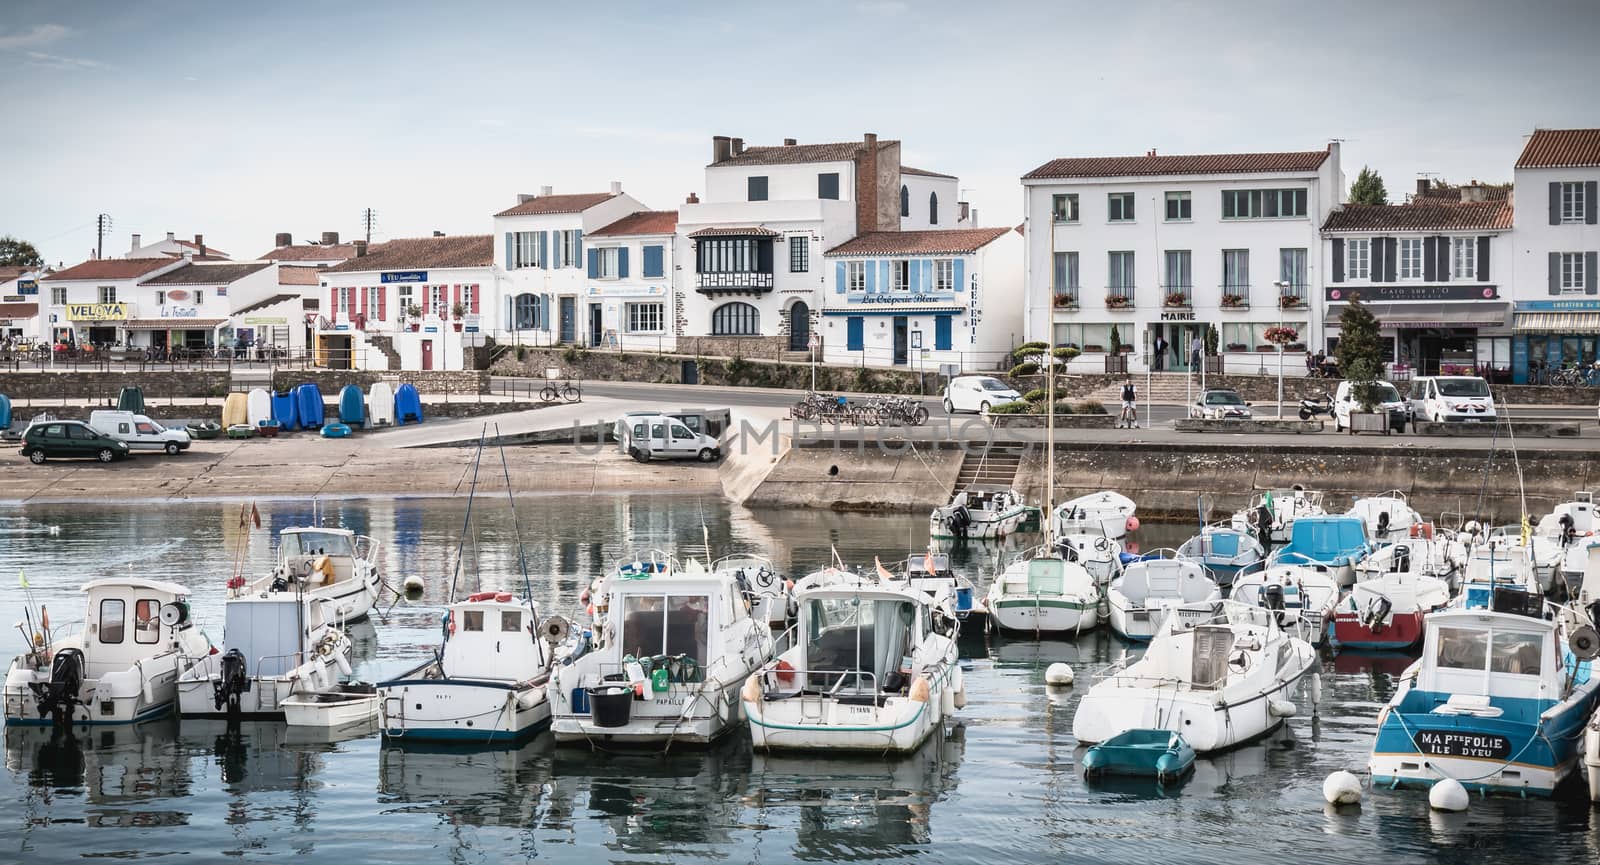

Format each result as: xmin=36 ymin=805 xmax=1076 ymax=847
xmin=1304 ymin=350 xmax=1316 ymax=375
xmin=1119 ymin=379 xmax=1137 ymax=428
xmin=1152 ymin=334 xmax=1168 ymax=371
xmin=1314 ymin=350 xmax=1327 ymax=378
xmin=1189 ymin=339 xmax=1203 ymax=373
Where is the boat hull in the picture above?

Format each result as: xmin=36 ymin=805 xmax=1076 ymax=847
xmin=4 ymin=662 xmax=182 ymax=727
xmin=989 ymin=597 xmax=1098 ymax=635
xmin=929 ymin=506 xmax=1030 ymax=541
xmin=1369 ymin=708 xmax=1591 ymax=798
xmin=1073 ymin=665 xmax=1310 ymax=753
xmin=378 ymin=678 xmax=550 ymax=743
xmin=551 ymin=681 xmax=745 ymax=746
xmin=1331 ymin=608 xmax=1426 ymax=651
xmin=745 ymin=694 xmax=942 ymax=753
xmin=1109 ymin=599 xmax=1215 ymax=643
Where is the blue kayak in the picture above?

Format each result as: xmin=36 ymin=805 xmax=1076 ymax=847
xmin=1082 ymin=729 xmax=1195 ymax=783
xmin=338 ymin=384 xmax=366 ymax=428
xmin=271 ymin=390 xmax=299 ymax=431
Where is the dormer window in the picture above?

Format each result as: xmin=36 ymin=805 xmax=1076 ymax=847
xmin=929 ymin=191 xmax=939 ymax=225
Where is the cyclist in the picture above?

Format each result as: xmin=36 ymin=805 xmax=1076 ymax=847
xmin=1118 ymin=380 xmax=1137 ymax=428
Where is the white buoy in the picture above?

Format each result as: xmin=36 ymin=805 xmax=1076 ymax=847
xmin=402 ymin=575 xmax=425 ymax=593
xmin=1045 ymin=663 xmax=1074 ymax=686
xmin=1322 ymin=770 xmax=1363 ymax=806
xmin=1429 ymin=778 xmax=1470 ymax=812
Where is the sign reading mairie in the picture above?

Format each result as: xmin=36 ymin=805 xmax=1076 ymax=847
xmin=65 ymin=302 xmax=129 ymax=321
xmin=1325 ymin=285 xmax=1499 ymax=303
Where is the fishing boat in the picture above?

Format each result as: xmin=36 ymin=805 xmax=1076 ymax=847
xmin=986 ymin=555 xmax=1101 ymax=636
xmin=1330 ymin=566 xmax=1452 ymax=651
xmin=712 ymin=553 xmax=792 ymax=628
xmin=1347 ymin=491 xmax=1422 ymax=544
xmin=1456 ymin=536 xmax=1543 ymax=611
xmin=1536 ymin=491 xmax=1596 ymax=550
xmin=176 ymin=593 xmax=354 ymax=719
xmin=549 ymin=554 xmax=776 ymax=747
xmin=1229 ymin=487 xmax=1325 ymax=546
xmin=1230 ymin=559 xmax=1341 ymax=647
xmin=377 ymin=591 xmax=553 ymax=742
xmin=896 ymin=551 xmax=984 ymax=622
xmin=1176 ymin=524 xmax=1264 ymax=588
xmin=1106 ymin=552 xmax=1221 ymax=642
xmin=1368 ymin=601 xmax=1600 ymax=797
xmin=743 ymin=568 xmax=963 ymax=752
xmin=3 ymin=578 xmax=210 ymax=725
xmin=1081 ymin=728 xmax=1196 ymax=784
xmin=1052 ymin=491 xmax=1137 ymax=542
xmin=1474 ymin=525 xmax=1566 ymax=594
xmin=1072 ymin=601 xmax=1318 ymax=752
xmin=255 ymin=525 xmax=384 ymax=623
xmin=929 ymin=486 xmax=1032 ymax=541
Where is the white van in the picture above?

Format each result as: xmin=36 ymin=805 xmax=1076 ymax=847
xmin=619 ymin=413 xmax=722 ymax=463
xmin=1407 ymin=376 xmax=1496 ymax=423
xmin=1332 ymin=380 xmax=1410 ymax=432
xmin=88 ymin=410 xmax=192 ymax=454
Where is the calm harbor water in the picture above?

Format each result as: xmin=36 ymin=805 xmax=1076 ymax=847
xmin=1 ymin=495 xmax=1597 ymax=864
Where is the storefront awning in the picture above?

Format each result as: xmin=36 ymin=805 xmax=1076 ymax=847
xmin=121 ymin=319 xmax=228 ymax=329
xmin=1325 ymin=302 xmax=1507 ymax=330
xmin=1513 ymin=312 xmax=1600 ymax=334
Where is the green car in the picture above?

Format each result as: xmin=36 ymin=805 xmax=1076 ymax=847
xmin=20 ymin=420 xmax=132 ymax=464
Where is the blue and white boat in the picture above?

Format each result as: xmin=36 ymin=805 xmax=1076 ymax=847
xmin=1368 ymin=603 xmax=1600 ymax=797
xmin=1268 ymin=515 xmax=1371 ymax=588
xmin=1176 ymin=524 xmax=1264 ymax=588
xmin=1456 ymin=538 xmax=1541 ymax=611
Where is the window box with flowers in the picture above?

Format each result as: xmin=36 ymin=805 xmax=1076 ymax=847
xmin=1164 ymin=291 xmax=1191 ymax=309
xmin=1225 ymin=342 xmax=1248 ymax=352
xmin=1053 ymin=294 xmax=1078 ymax=309
xmin=1104 ymin=294 xmax=1132 ymax=310
xmin=1263 ymin=325 xmax=1299 ymax=350
xmin=1083 ymin=344 xmax=1105 ymax=353
xmin=1221 ymin=294 xmax=1248 ymax=309
xmin=1279 ymin=294 xmax=1303 ymax=310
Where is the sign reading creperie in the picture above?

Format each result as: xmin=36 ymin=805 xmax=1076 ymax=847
xmin=65 ymin=302 xmax=129 ymax=321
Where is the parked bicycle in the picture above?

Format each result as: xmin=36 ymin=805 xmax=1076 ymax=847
xmin=864 ymin=394 xmax=930 ymax=426
xmin=539 ymin=368 xmax=582 ymax=402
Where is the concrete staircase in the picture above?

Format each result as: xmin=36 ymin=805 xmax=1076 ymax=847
xmin=952 ymin=444 xmax=1025 ymax=492
xmin=1085 ymin=372 xmax=1206 ymax=405
xmin=366 ymin=335 xmax=401 ymax=371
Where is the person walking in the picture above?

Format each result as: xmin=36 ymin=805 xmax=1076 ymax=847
xmin=1189 ymin=339 xmax=1203 ymax=374
xmin=1119 ymin=379 xmax=1137 ymax=428
xmin=1152 ymin=334 xmax=1168 ymax=371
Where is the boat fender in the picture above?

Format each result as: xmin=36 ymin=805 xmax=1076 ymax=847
xmin=1322 ymin=770 xmax=1363 ymax=806
xmin=1429 ymin=778 xmax=1470 ymax=812
xmin=467 ymin=591 xmax=498 ymax=602
xmin=909 ymin=676 xmax=931 ymax=703
xmin=402 ymin=574 xmax=425 ymax=593
xmin=579 ymin=588 xmax=590 ymax=605
xmin=741 ymin=674 xmax=762 ymax=705
xmin=334 ymin=651 xmax=352 ymax=677
xmin=774 ymin=659 xmax=795 ymax=687
xmin=1045 ymin=663 xmax=1074 ymax=686
xmin=1126 ymin=516 xmax=1140 ymax=532
xmin=953 ymin=687 xmax=967 ymax=709
xmin=443 ymin=611 xmax=454 ymax=638
xmin=1268 ymin=699 xmax=1297 ymax=718
xmin=940 ymin=680 xmax=955 ymax=714
xmin=1310 ymin=673 xmax=1323 ymax=707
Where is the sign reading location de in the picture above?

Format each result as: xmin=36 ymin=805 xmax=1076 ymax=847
xmin=381 ymin=271 xmax=428 ymax=284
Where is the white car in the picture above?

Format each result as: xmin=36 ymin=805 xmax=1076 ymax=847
xmin=1189 ymin=388 xmax=1252 ymax=420
xmin=1333 ymin=380 xmax=1409 ymax=432
xmin=942 ymin=376 xmax=1022 ymax=414
xmin=620 ymin=413 xmax=722 ymax=463
xmin=87 ymin=410 xmax=192 ymax=454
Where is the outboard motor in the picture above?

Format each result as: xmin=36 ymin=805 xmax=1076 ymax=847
xmin=1262 ymin=583 xmax=1287 ymax=626
xmin=949 ymin=506 xmax=971 ymax=539
xmin=1559 ymin=514 xmax=1576 ymax=547
xmin=212 ymin=649 xmax=250 ymax=714
xmin=1376 ymin=511 xmax=1391 ymax=538
xmin=30 ymin=647 xmax=86 ymax=726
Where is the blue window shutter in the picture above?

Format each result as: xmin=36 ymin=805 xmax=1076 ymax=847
xmin=879 ymin=261 xmax=891 ymax=292
xmin=954 ymin=259 xmax=965 ymax=292
xmin=835 ymin=261 xmax=846 ymax=294
xmin=542 ymin=294 xmax=552 ymax=329
xmin=847 ymin=316 xmax=864 ymax=351
xmin=865 ymin=260 xmax=877 ymax=293
xmin=910 ymin=259 xmax=924 ymax=293
xmin=542 ymin=232 xmax=551 ymax=268
xmin=574 ymin=229 xmax=583 ymax=267
xmin=504 ymin=232 xmax=514 ymax=268
xmin=643 ymin=245 xmax=663 ymax=278
xmin=935 ymin=316 xmax=952 ymax=350
xmin=587 ymin=249 xmax=600 ymax=279
xmin=618 ymin=246 xmax=629 ymax=278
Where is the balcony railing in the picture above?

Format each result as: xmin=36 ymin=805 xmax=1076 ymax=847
xmin=696 ymin=271 xmax=774 ymax=293
xmin=1052 ymin=291 xmax=1079 ymax=309
xmin=1220 ymin=284 xmax=1250 ymax=310
xmin=1161 ymin=284 xmax=1192 ymax=308
xmin=1104 ymin=285 xmax=1134 ymax=309
xmin=1277 ymin=282 xmax=1310 ymax=310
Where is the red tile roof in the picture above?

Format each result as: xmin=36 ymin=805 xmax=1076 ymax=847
xmin=1321 ymin=201 xmax=1514 ymax=232
xmin=1023 ymin=149 xmax=1331 ymax=180
xmin=324 ymin=235 xmax=493 ymax=273
xmin=0 ymin=266 xmax=32 ymax=283
xmin=589 ymin=211 xmax=679 ymax=237
xmin=1411 ymin=183 xmax=1512 ymax=203
xmin=825 ymin=227 xmax=1010 ymax=257
xmin=713 ymin=140 xmax=897 ymax=168
xmin=143 ymin=262 xmax=272 ymax=285
xmin=44 ymin=258 xmax=177 ymax=281
xmin=1515 ymin=129 xmax=1600 ymax=169
xmin=232 ymin=293 xmax=301 ymax=316
xmin=257 ymin=243 xmax=359 ymax=262
xmin=171 ymin=239 xmax=229 ymax=258
xmin=278 ymin=265 xmax=323 ymax=286
xmin=901 ymin=165 xmax=956 ymax=179
xmin=686 ymin=226 xmax=780 ymax=238
xmin=494 ymin=192 xmax=617 ymax=217
xmin=0 ymin=302 xmax=38 ymax=318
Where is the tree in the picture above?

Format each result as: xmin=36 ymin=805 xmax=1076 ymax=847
xmin=0 ymin=236 xmax=43 ymax=268
xmin=1109 ymin=324 xmax=1122 ymax=352
xmin=1349 ymin=167 xmax=1388 ymax=205
xmin=1204 ymin=324 xmax=1220 ymax=356
xmin=1336 ymin=293 xmax=1385 ymax=412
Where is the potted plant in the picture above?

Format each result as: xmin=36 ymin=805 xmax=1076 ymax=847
xmin=1226 ymin=342 xmax=1248 ymax=352
xmin=1164 ymin=291 xmax=1190 ymax=308
xmin=1104 ymin=293 xmax=1131 ymax=309
xmin=1053 ymin=293 xmax=1077 ymax=309
xmin=1279 ymin=293 xmax=1302 ymax=309
xmin=1203 ymin=324 xmax=1224 ymax=374
xmin=406 ymin=304 xmax=423 ymax=332
xmin=1336 ymin=293 xmax=1390 ymax=434
xmin=1221 ymin=294 xmax=1247 ymax=309
xmin=1104 ymin=325 xmax=1127 ymax=373
xmin=450 ymin=301 xmax=467 ymax=332
xmin=1263 ymin=325 xmax=1299 ymax=348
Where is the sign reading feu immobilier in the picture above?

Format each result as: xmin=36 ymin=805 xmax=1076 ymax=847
xmin=65 ymin=302 xmax=129 ymax=321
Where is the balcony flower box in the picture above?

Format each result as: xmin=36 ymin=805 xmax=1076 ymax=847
xmin=1104 ymin=294 xmax=1132 ymax=309
xmin=1164 ymin=292 xmax=1191 ymax=308
xmin=1082 ymin=344 xmax=1105 ymax=353
xmin=1225 ymin=343 xmax=1248 ymax=352
xmin=1053 ymin=294 xmax=1078 ymax=309
xmin=1255 ymin=344 xmax=1275 ymax=353
xmin=1279 ymin=294 xmax=1303 ymax=309
xmin=1286 ymin=342 xmax=1306 ymax=352
xmin=1221 ymin=294 xmax=1247 ymax=309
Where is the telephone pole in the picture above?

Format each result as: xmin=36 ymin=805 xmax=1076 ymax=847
xmin=95 ymin=213 xmax=113 ymax=259
xmin=361 ymin=208 xmax=378 ymax=243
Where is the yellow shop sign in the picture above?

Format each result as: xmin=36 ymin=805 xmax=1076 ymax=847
xmin=65 ymin=302 xmax=129 ymax=321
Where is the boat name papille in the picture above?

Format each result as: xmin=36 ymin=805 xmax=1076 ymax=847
xmin=653 ymin=696 xmax=686 ymax=707
xmin=1413 ymin=731 xmax=1512 ymax=759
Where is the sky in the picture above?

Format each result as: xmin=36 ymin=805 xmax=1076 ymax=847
xmin=3 ymin=0 xmax=1598 ymax=267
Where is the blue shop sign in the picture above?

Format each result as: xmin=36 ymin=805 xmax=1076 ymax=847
xmin=1515 ymin=299 xmax=1600 ymax=311
xmin=381 ymin=271 xmax=427 ymax=284
xmin=16 ymin=279 xmax=37 ymax=295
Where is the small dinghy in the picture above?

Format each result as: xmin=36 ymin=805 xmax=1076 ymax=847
xmin=320 ymin=422 xmax=353 ymax=439
xmin=282 ymin=682 xmax=379 ymax=729
xmin=256 ymin=419 xmax=282 ymax=438
xmin=271 ymin=390 xmax=299 ymax=431
xmin=1082 ymin=728 xmax=1195 ymax=784
xmin=226 ymin=423 xmax=256 ymax=439
xmin=186 ymin=421 xmax=222 ymax=440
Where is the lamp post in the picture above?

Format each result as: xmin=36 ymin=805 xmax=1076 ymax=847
xmin=1272 ymin=280 xmax=1288 ymax=418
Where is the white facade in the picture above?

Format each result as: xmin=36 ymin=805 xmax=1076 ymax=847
xmin=899 ymin=169 xmax=969 ymax=231
xmin=38 ymin=258 xmax=188 ymax=346
xmin=1 ymin=268 xmax=46 ymax=341
xmin=580 ymin=213 xmax=678 ymax=351
xmin=319 ymin=260 xmax=497 ymax=371
xmin=1508 ymin=132 xmax=1600 ymax=382
xmin=124 ymin=231 xmax=227 ymax=260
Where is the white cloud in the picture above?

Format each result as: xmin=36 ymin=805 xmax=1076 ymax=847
xmin=856 ymin=1 xmax=909 ymax=14
xmin=0 ymin=23 xmax=69 ymax=51
xmin=24 ymin=51 xmax=106 ymax=70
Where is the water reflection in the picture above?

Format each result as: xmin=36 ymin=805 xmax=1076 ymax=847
xmin=379 ymin=736 xmax=556 ymax=829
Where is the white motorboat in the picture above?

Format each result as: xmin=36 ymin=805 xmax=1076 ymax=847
xmin=550 ymin=556 xmax=775 ymax=747
xmin=255 ymin=526 xmax=384 ymax=623
xmin=1346 ymin=491 xmax=1421 ymax=544
xmin=1536 ymin=491 xmax=1596 ymax=550
xmin=1229 ymin=487 xmax=1325 ymax=546
xmin=378 ymin=591 xmax=553 ymax=743
xmin=1175 ymin=524 xmax=1264 ymax=588
xmin=1073 ymin=601 xmax=1318 ymax=752
xmin=896 ymin=551 xmax=985 ymax=621
xmin=930 ymin=486 xmax=1033 ymax=541
xmin=282 ymin=682 xmax=379 ymax=729
xmin=1053 ymin=491 xmax=1136 ymax=542
xmin=743 ymin=569 xmax=964 ymax=752
xmin=1353 ymin=529 xmax=1468 ymax=593
xmin=4 ymin=578 xmax=210 ymax=726
xmin=1230 ymin=561 xmax=1341 ymax=647
xmin=985 ymin=553 xmax=1101 ymax=635
xmin=177 ymin=593 xmax=354 ymax=719
xmin=1054 ymin=525 xmax=1124 ymax=588
xmin=1456 ymin=536 xmax=1543 ymax=610
xmin=1587 ymin=704 xmax=1600 ymax=803
xmin=1473 ymin=525 xmax=1565 ymax=594
xmin=713 ymin=554 xmax=792 ymax=628
xmin=1106 ymin=552 xmax=1221 ymax=642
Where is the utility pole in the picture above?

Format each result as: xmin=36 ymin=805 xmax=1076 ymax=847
xmin=95 ymin=213 xmax=113 ymax=259
xmin=361 ymin=208 xmax=378 ymax=243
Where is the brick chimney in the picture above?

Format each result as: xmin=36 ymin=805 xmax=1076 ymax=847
xmin=130 ymin=233 xmax=141 ymax=252
xmin=321 ymin=231 xmax=339 ymax=245
xmin=194 ymin=234 xmax=206 ymax=256
xmin=711 ymin=135 xmax=732 ymax=164
xmin=731 ymin=137 xmax=744 ymax=156
xmin=783 ymin=138 xmax=797 ymax=146
xmin=854 ymin=132 xmax=900 ymax=232
xmin=275 ymin=232 xmax=292 ymax=248
xmin=686 ymin=192 xmax=700 ymax=204
xmin=353 ymin=240 xmax=368 ymax=257
xmin=1416 ymin=178 xmax=1431 ymax=197
xmin=1460 ymin=181 xmax=1487 ymax=203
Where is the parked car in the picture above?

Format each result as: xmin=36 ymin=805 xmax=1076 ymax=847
xmin=19 ymin=420 xmax=131 ymax=464
xmin=942 ymin=376 xmax=1023 ymax=414
xmin=88 ymin=410 xmax=192 ymax=454
xmin=1190 ymin=388 xmax=1252 ymax=420
xmin=1407 ymin=375 xmax=1496 ymax=424
xmin=619 ymin=413 xmax=722 ymax=463
xmin=1333 ymin=380 xmax=1409 ymax=432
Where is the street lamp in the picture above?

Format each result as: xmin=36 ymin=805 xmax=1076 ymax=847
xmin=1272 ymin=280 xmax=1288 ymax=417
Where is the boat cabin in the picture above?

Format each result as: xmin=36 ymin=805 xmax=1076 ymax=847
xmin=222 ymin=595 xmax=336 ymax=677
xmin=442 ymin=595 xmax=543 ymax=681
xmin=1418 ymin=610 xmax=1575 ymax=708
xmin=1278 ymin=516 xmax=1369 ymax=566
xmin=1462 ymin=543 xmax=1539 ymax=607
xmin=781 ymin=587 xmax=930 ymax=699
xmin=998 ymin=558 xmax=1074 ymax=600
xmin=80 ymin=578 xmax=192 ymax=678
xmin=604 ymin=574 xmax=751 ymax=676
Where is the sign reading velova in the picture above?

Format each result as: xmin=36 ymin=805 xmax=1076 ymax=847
xmin=65 ymin=302 xmax=129 ymax=321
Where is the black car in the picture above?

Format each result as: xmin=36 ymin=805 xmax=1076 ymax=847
xmin=20 ymin=420 xmax=132 ymax=464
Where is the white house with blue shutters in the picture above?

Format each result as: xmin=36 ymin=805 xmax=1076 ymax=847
xmin=820 ymin=227 xmax=1021 ymax=371
xmin=580 ymin=210 xmax=679 ymax=351
xmin=494 ymin=183 xmax=648 ymax=347
xmin=1508 ymin=128 xmax=1600 ymax=383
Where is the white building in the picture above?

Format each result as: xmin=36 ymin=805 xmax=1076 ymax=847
xmin=580 ymin=210 xmax=679 ymax=351
xmin=493 ymin=185 xmax=648 ymax=346
xmin=1320 ymin=181 xmax=1514 ymax=378
xmin=229 ymin=265 xmax=321 ymax=356
xmin=38 ymin=257 xmax=185 ymax=347
xmin=1 ymin=266 xmax=46 ymax=342
xmin=126 ymin=261 xmax=278 ymax=353
xmin=1508 ymin=128 xmax=1600 ymax=383
xmin=124 ymin=231 xmax=228 ymax=260
xmin=1021 ymin=145 xmax=1343 ymax=375
xmin=317 ymin=234 xmax=495 ymax=370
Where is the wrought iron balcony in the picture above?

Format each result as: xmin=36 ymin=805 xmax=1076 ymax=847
xmin=695 ymin=271 xmax=774 ymax=294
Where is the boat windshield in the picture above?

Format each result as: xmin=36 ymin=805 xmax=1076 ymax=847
xmin=620 ymin=594 xmax=708 ymax=667
xmin=1436 ymin=625 xmax=1543 ymax=676
xmin=804 ymin=595 xmax=915 ymax=690
xmin=282 ymin=531 xmax=355 ymax=557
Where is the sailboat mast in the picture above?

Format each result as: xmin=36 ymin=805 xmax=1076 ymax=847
xmin=447 ymin=427 xmax=489 ymax=606
xmin=1044 ymin=343 xmax=1055 ymax=549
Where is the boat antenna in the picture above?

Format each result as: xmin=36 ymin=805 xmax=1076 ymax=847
xmin=493 ymin=424 xmax=534 ymax=603
xmin=447 ymin=426 xmax=489 ymax=606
